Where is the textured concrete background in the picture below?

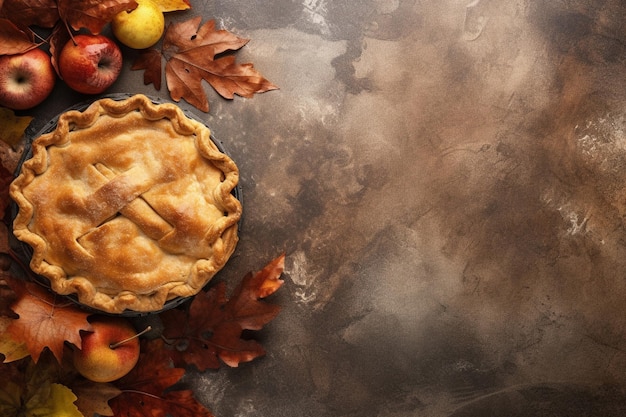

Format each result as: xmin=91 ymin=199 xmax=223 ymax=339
xmin=27 ymin=0 xmax=626 ymax=415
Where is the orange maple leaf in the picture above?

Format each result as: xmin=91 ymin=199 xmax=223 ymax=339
xmin=6 ymin=279 xmax=92 ymax=363
xmin=160 ymin=254 xmax=285 ymax=370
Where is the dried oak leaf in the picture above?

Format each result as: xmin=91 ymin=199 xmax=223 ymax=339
xmin=111 ymin=339 xmax=214 ymax=417
xmin=0 ymin=0 xmax=59 ymax=29
xmin=57 ymin=0 xmax=138 ymax=34
xmin=133 ymin=17 xmax=278 ymax=112
xmin=161 ymin=254 xmax=285 ymax=370
xmin=6 ymin=278 xmax=92 ymax=363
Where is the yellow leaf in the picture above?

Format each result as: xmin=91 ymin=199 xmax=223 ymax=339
xmin=25 ymin=383 xmax=83 ymax=417
xmin=0 ymin=107 xmax=32 ymax=148
xmin=0 ymin=316 xmax=29 ymax=363
xmin=152 ymin=0 xmax=191 ymax=12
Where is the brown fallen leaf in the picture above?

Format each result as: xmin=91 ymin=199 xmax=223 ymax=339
xmin=49 ymin=21 xmax=71 ymax=77
xmin=110 ymin=339 xmax=214 ymax=417
xmin=57 ymin=0 xmax=138 ymax=34
xmin=72 ymin=381 xmax=121 ymax=417
xmin=0 ymin=18 xmax=36 ymax=56
xmin=132 ymin=49 xmax=163 ymax=90
xmin=0 ymin=0 xmax=59 ymax=29
xmin=133 ymin=17 xmax=278 ymax=112
xmin=160 ymin=253 xmax=285 ymax=370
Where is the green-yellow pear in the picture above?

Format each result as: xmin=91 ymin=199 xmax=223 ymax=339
xmin=112 ymin=0 xmax=165 ymax=50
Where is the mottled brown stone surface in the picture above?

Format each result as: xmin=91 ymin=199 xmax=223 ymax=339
xmin=25 ymin=0 xmax=626 ymax=415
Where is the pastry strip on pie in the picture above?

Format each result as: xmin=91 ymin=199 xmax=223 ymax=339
xmin=10 ymin=94 xmax=242 ymax=314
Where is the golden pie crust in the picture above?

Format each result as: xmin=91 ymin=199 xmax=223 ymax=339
xmin=10 ymin=94 xmax=242 ymax=314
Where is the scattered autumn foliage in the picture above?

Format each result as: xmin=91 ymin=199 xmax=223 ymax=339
xmin=0 ymin=253 xmax=285 ymax=417
xmin=0 ymin=0 xmax=276 ymax=113
xmin=110 ymin=339 xmax=214 ymax=417
xmin=0 ymin=2 xmax=284 ymax=416
xmin=0 ymin=0 xmax=140 ymax=55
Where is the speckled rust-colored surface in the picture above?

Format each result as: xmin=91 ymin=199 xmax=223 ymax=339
xmin=25 ymin=0 xmax=626 ymax=415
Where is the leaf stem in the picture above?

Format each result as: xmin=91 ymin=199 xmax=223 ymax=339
xmin=119 ymin=389 xmax=163 ymax=400
xmin=110 ymin=326 xmax=152 ymax=349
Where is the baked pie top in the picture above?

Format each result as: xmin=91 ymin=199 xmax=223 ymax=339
xmin=10 ymin=94 xmax=242 ymax=314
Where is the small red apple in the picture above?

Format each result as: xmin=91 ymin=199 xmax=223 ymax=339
xmin=0 ymin=48 xmax=56 ymax=110
xmin=73 ymin=315 xmax=143 ymax=383
xmin=58 ymin=34 xmax=123 ymax=95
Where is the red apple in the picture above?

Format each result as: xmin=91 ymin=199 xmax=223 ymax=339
xmin=73 ymin=315 xmax=141 ymax=383
xmin=0 ymin=48 xmax=56 ymax=110
xmin=59 ymin=34 xmax=122 ymax=95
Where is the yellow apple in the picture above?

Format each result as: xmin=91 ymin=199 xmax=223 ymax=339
xmin=111 ymin=0 xmax=165 ymax=50
xmin=73 ymin=316 xmax=141 ymax=383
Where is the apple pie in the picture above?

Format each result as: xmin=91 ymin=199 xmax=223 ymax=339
xmin=10 ymin=94 xmax=242 ymax=314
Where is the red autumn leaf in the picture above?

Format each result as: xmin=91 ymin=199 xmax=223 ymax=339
xmin=57 ymin=0 xmax=137 ymax=34
xmin=227 ymin=253 xmax=285 ymax=323
xmin=6 ymin=278 xmax=92 ymax=363
xmin=161 ymin=254 xmax=285 ymax=370
xmin=0 ymin=0 xmax=59 ymax=29
xmin=0 ymin=18 xmax=36 ymax=55
xmin=131 ymin=48 xmax=163 ymax=90
xmin=110 ymin=339 xmax=214 ymax=417
xmin=133 ymin=17 xmax=278 ymax=112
